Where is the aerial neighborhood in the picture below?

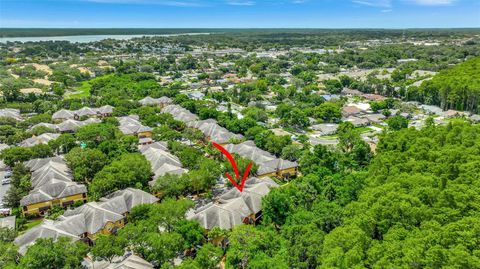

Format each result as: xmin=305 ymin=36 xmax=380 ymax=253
xmin=0 ymin=28 xmax=479 ymax=269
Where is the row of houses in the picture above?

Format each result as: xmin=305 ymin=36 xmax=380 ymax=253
xmin=29 ymin=118 xmax=101 ymax=133
xmin=187 ymin=177 xmax=278 ymax=232
xmin=15 ymin=188 xmax=158 ymax=254
xmin=187 ymin=119 xmax=243 ymax=145
xmin=20 ymin=157 xmax=88 ymax=217
xmin=0 ymin=108 xmax=22 ymax=121
xmin=161 ymin=105 xmax=199 ymax=123
xmin=138 ymin=96 xmax=173 ymax=107
xmin=161 ymin=105 xmax=298 ymax=179
xmin=224 ymin=141 xmax=298 ymax=179
xmin=52 ymin=105 xmax=114 ymax=121
xmin=117 ymin=115 xmax=153 ymax=143
xmin=20 ymin=133 xmax=61 ymax=147
xmin=139 ymin=142 xmax=188 ymax=186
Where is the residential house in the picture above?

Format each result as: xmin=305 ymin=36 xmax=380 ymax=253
xmin=14 ymin=217 xmax=83 ymax=255
xmin=187 ymin=177 xmax=278 ymax=232
xmin=420 ymin=105 xmax=443 ymax=116
xmin=344 ymin=116 xmax=370 ymax=127
xmin=56 ymin=118 xmax=102 ymax=133
xmin=28 ymin=122 xmax=57 ymax=132
xmin=52 ymin=109 xmax=75 ymax=121
xmin=52 ymin=106 xmax=114 ymax=121
xmin=0 ymin=108 xmax=22 ymax=121
xmin=161 ymin=105 xmax=199 ymax=123
xmin=0 ymin=216 xmax=15 ymax=230
xmin=139 ymin=96 xmax=173 ymax=107
xmin=117 ymin=116 xmax=153 ymax=138
xmin=104 ymin=254 xmax=154 ymax=269
xmin=470 ymin=114 xmax=480 ymax=123
xmin=21 ymin=157 xmax=87 ymax=216
xmin=363 ymin=113 xmax=386 ymax=124
xmin=342 ymin=106 xmax=362 ymax=117
xmin=311 ymin=123 xmax=339 ymax=136
xmin=362 ymin=93 xmax=385 ymax=101
xmin=19 ymin=133 xmax=61 ymax=147
xmin=15 ymin=188 xmax=157 ymax=254
xmin=187 ymin=91 xmax=205 ymax=100
xmin=187 ymin=119 xmax=244 ymax=145
xmin=443 ymin=109 xmax=469 ymax=118
xmin=224 ymin=141 xmax=298 ymax=179
xmin=341 ymin=88 xmax=362 ymax=96
xmin=139 ymin=142 xmax=188 ymax=185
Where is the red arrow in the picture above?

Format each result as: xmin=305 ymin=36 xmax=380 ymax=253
xmin=212 ymin=142 xmax=252 ymax=192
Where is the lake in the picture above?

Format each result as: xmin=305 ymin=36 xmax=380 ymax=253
xmin=0 ymin=33 xmax=210 ymax=43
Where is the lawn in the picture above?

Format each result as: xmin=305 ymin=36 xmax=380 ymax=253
xmin=64 ymin=80 xmax=91 ymax=99
xmin=64 ymin=74 xmax=113 ymax=99
xmin=354 ymin=126 xmax=374 ymax=134
xmin=18 ymin=218 xmax=43 ymax=235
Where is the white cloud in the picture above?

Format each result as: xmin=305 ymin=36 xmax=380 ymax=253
xmin=352 ymin=0 xmax=392 ymax=7
xmin=381 ymin=8 xmax=393 ymax=12
xmin=405 ymin=0 xmax=456 ymax=5
xmin=226 ymin=0 xmax=255 ymax=5
xmin=83 ymin=0 xmax=204 ymax=6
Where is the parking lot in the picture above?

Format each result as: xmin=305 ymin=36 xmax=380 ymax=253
xmin=0 ymin=171 xmax=11 ymax=209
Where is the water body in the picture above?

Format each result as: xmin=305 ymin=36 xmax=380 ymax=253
xmin=0 ymin=33 xmax=210 ymax=43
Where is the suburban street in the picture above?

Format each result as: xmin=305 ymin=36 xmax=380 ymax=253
xmin=0 ymin=171 xmax=11 ymax=208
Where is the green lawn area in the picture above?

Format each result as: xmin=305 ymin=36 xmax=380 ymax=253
xmin=65 ymin=81 xmax=91 ymax=99
xmin=18 ymin=218 xmax=43 ymax=235
xmin=64 ymin=74 xmax=113 ymax=99
xmin=354 ymin=126 xmax=373 ymax=134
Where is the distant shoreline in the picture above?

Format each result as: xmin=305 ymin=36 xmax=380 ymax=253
xmin=1 ymin=28 xmax=479 ymax=38
xmin=0 ymin=33 xmax=211 ymax=44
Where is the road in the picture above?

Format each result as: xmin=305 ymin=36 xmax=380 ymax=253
xmin=0 ymin=171 xmax=11 ymax=208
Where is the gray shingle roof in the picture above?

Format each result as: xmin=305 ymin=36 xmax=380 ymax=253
xmin=187 ymin=119 xmax=243 ymax=144
xmin=52 ymin=106 xmax=114 ymax=121
xmin=161 ymin=105 xmax=198 ymax=123
xmin=52 ymin=109 xmax=75 ymax=120
xmin=20 ymin=157 xmax=87 ymax=207
xmin=311 ymin=123 xmax=339 ymax=136
xmin=15 ymin=188 xmax=157 ymax=254
xmin=0 ymin=108 xmax=22 ymax=121
xmin=0 ymin=216 xmax=16 ymax=230
xmin=187 ymin=177 xmax=278 ymax=230
xmin=140 ymin=142 xmax=188 ymax=181
xmin=117 ymin=116 xmax=153 ymax=136
xmin=224 ymin=141 xmax=298 ymax=176
xmin=14 ymin=218 xmax=81 ymax=255
xmin=19 ymin=133 xmax=60 ymax=147
xmin=139 ymin=96 xmax=173 ymax=106
xmin=105 ymin=254 xmax=154 ymax=269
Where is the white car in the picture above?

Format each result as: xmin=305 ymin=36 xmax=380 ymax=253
xmin=1 ymin=178 xmax=11 ymax=185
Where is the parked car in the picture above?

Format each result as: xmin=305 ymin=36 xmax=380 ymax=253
xmin=2 ymin=178 xmax=11 ymax=185
xmin=4 ymin=171 xmax=12 ymax=178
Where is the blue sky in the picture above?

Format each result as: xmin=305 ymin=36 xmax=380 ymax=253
xmin=0 ymin=0 xmax=479 ymax=28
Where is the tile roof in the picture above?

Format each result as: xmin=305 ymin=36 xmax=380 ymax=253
xmin=15 ymin=188 xmax=157 ymax=255
xmin=224 ymin=141 xmax=298 ymax=176
xmin=187 ymin=119 xmax=244 ymax=144
xmin=187 ymin=177 xmax=278 ymax=230
xmin=20 ymin=157 xmax=87 ymax=207
xmin=161 ymin=105 xmax=198 ymax=123
xmin=19 ymin=133 xmax=60 ymax=147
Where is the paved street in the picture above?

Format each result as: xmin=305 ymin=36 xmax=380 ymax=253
xmin=0 ymin=172 xmax=11 ymax=208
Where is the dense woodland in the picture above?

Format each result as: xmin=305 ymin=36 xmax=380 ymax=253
xmin=414 ymin=57 xmax=480 ymax=112
xmin=231 ymin=121 xmax=480 ymax=268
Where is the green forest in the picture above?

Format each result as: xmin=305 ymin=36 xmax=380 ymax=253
xmin=222 ymin=121 xmax=480 ymax=268
xmin=414 ymin=57 xmax=480 ymax=113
